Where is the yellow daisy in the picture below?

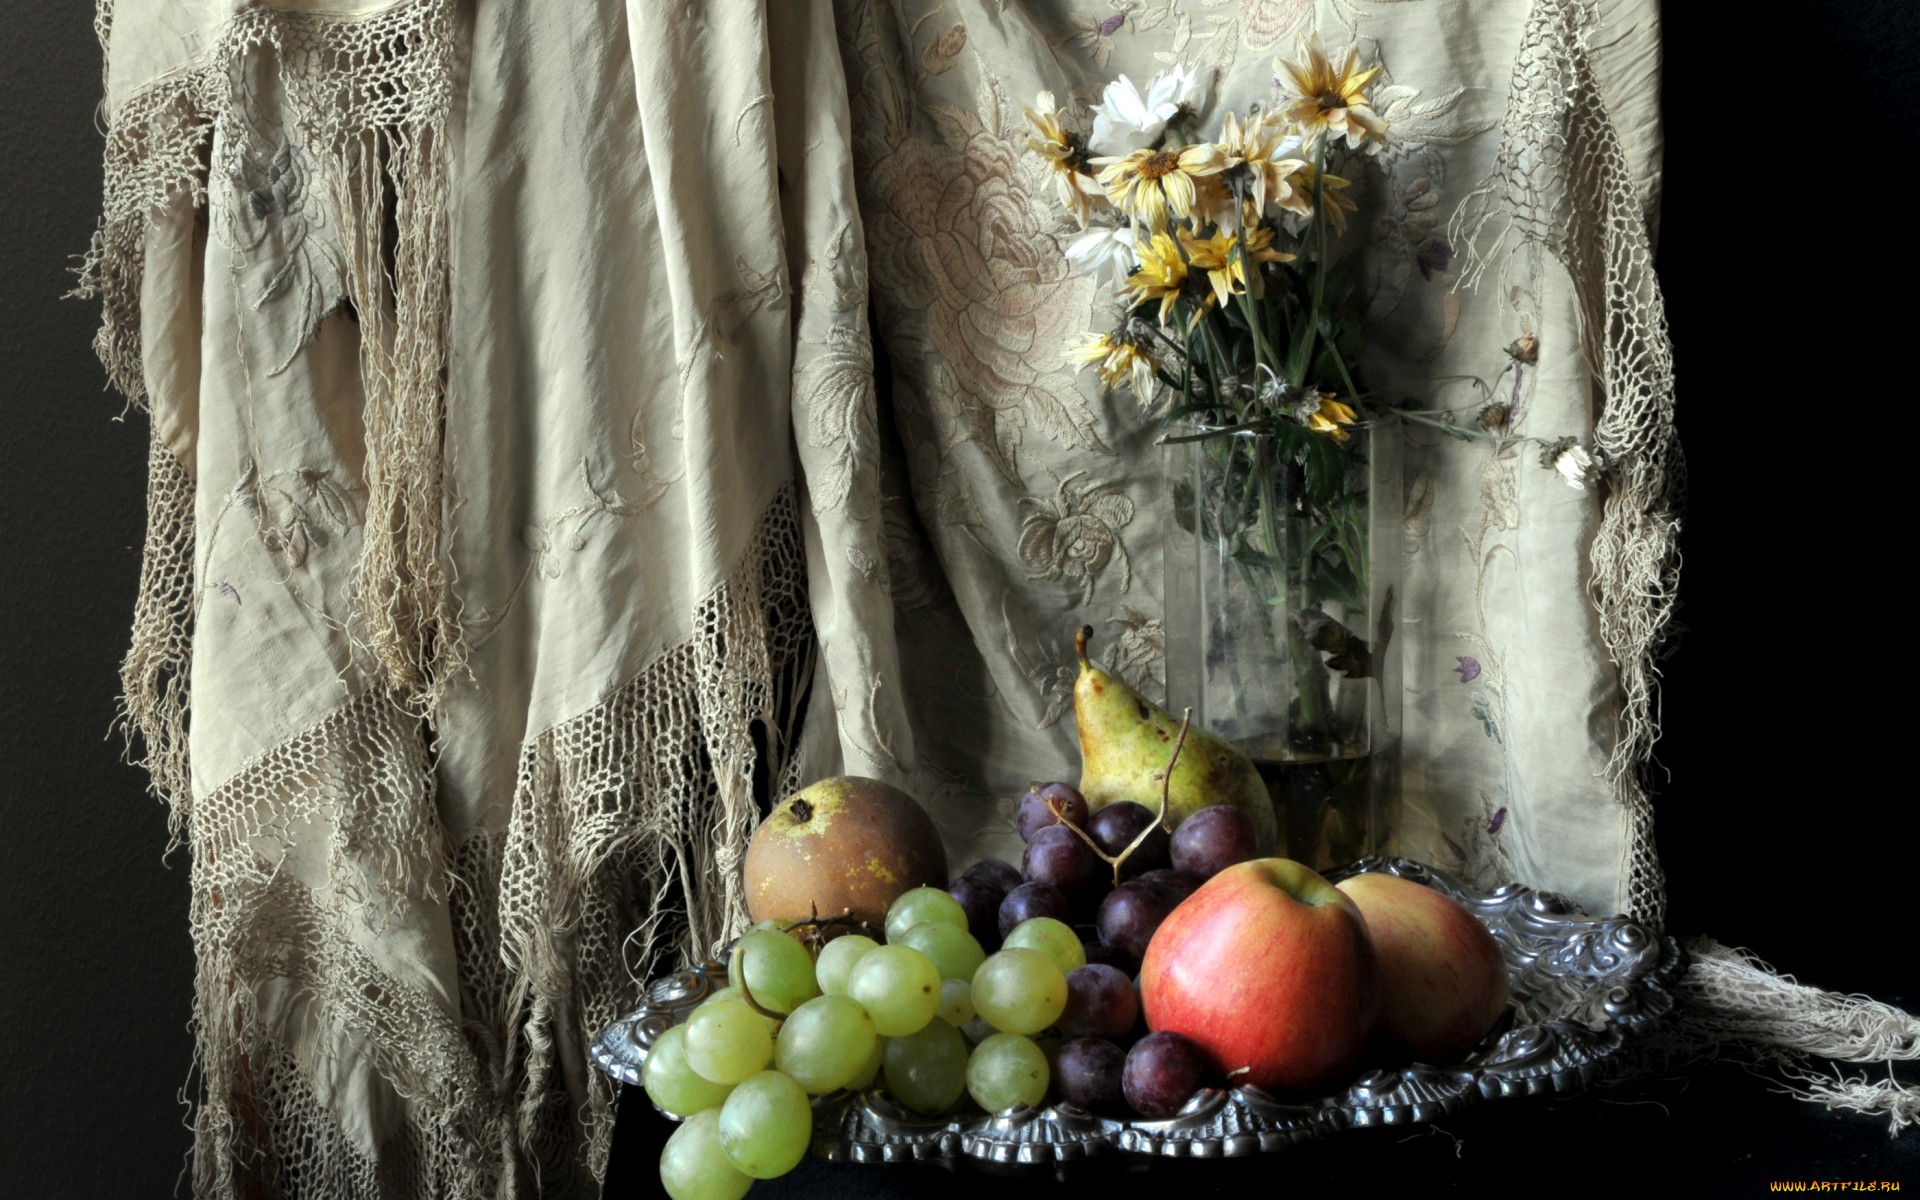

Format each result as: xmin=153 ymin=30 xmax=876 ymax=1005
xmin=1300 ymin=392 xmax=1359 ymax=442
xmin=1093 ymin=143 xmax=1227 ymax=230
xmin=1214 ymin=108 xmax=1313 ymax=222
xmin=1023 ymin=90 xmax=1099 ymax=227
xmin=1178 ymin=225 xmax=1294 ymax=307
xmin=1065 ymin=330 xmax=1160 ymax=398
xmin=1121 ymin=231 xmax=1192 ymax=326
xmin=1297 ymin=163 xmax=1359 ymax=233
xmin=1274 ymin=35 xmax=1388 ymax=151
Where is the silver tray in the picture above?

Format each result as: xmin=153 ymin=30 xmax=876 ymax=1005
xmin=590 ymin=857 xmax=1685 ymax=1168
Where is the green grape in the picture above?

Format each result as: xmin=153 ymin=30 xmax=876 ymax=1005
xmin=882 ymin=1019 xmax=969 ymax=1114
xmin=894 ymin=922 xmax=987 ymax=982
xmin=642 ymin=1024 xmax=734 ymax=1117
xmin=774 ymin=994 xmax=877 ymax=1094
xmin=682 ymin=998 xmax=773 ymax=1085
xmin=847 ymin=944 xmax=942 ymax=1037
xmin=705 ymin=986 xmax=778 ymax=1035
xmin=814 ymin=934 xmax=879 ymax=996
xmin=736 ymin=928 xmax=820 ymax=1014
xmin=970 ymin=948 xmax=1068 ymax=1036
xmin=659 ymin=1108 xmax=752 ymax=1200
xmin=884 ymin=887 xmax=970 ymax=943
xmin=1002 ymin=917 xmax=1086 ymax=974
xmin=966 ymin=1032 xmax=1050 ymax=1112
xmin=849 ymin=1036 xmax=885 ymax=1089
xmin=717 ymin=1070 xmax=812 ymax=1179
xmin=936 ymin=977 xmax=976 ymax=1027
xmin=960 ymin=1015 xmax=995 ymax=1045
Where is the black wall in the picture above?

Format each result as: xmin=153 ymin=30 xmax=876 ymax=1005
xmin=3 ymin=3 xmax=1912 ymax=1197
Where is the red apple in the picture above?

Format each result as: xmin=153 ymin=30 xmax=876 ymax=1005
xmin=1139 ymin=858 xmax=1378 ymax=1095
xmin=1335 ymin=871 xmax=1510 ymax=1064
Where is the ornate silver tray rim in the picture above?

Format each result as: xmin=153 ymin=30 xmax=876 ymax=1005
xmin=591 ymin=857 xmax=1686 ymax=1167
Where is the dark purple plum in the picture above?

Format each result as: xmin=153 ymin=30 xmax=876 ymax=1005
xmin=1016 ymin=782 xmax=1089 ymax=842
xmin=948 ymin=876 xmax=1006 ymax=950
xmin=1135 ymin=868 xmax=1205 ymax=900
xmin=1086 ymin=802 xmax=1172 ymax=879
xmin=961 ymin=858 xmax=1024 ymax=896
xmin=1123 ymin=1032 xmax=1208 ymax=1118
xmin=1021 ymin=824 xmax=1104 ymax=909
xmin=1169 ymin=805 xmax=1259 ymax=878
xmin=1058 ymin=963 xmax=1139 ymax=1040
xmin=1095 ymin=881 xmax=1181 ymax=961
xmin=1080 ymin=941 xmax=1138 ymax=976
xmin=1055 ymin=1038 xmax=1127 ymax=1110
xmin=997 ymin=881 xmax=1072 ymax=939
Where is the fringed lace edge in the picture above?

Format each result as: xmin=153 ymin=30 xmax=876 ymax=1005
xmin=1447 ymin=0 xmax=1680 ymax=929
xmin=76 ymin=0 xmax=466 ymax=712
xmin=171 ymin=486 xmax=811 ymax=1196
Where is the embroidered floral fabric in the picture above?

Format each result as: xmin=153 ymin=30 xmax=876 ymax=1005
xmin=84 ymin=0 xmax=1696 ymax=1195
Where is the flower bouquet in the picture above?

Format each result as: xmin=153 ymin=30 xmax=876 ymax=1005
xmin=1025 ymin=38 xmax=1593 ymax=867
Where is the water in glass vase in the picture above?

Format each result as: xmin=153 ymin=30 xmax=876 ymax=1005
xmin=1246 ymin=740 xmax=1400 ymax=872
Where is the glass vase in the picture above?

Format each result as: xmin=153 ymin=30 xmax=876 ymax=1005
xmin=1164 ymin=419 xmax=1403 ymax=871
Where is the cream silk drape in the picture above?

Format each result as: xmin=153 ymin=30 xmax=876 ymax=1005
xmin=84 ymin=0 xmax=1687 ymax=1194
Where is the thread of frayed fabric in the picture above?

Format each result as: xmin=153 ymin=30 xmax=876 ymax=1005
xmin=1447 ymin=0 xmax=1678 ymax=930
xmin=1630 ymin=939 xmax=1920 ymax=1137
xmin=119 ymin=432 xmax=197 ymax=842
xmin=75 ymin=0 xmax=465 ymax=714
xmin=479 ymin=486 xmax=813 ymax=1183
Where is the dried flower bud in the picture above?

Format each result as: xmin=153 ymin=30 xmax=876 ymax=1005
xmin=1477 ymin=403 xmax=1509 ymax=432
xmin=1508 ymin=334 xmax=1539 ymax=365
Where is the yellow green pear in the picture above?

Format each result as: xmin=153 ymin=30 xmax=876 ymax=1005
xmin=1073 ymin=626 xmax=1281 ymax=854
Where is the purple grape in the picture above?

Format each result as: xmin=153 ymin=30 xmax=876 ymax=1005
xmin=1021 ymin=824 xmax=1104 ymax=909
xmin=961 ymin=858 xmax=1023 ymax=896
xmin=1135 ymin=868 xmax=1205 ymax=900
xmin=1058 ymin=963 xmax=1139 ymax=1040
xmin=1086 ymin=802 xmax=1172 ymax=879
xmin=1123 ymin=1032 xmax=1208 ymax=1118
xmin=998 ymin=881 xmax=1072 ymax=939
xmin=1081 ymin=941 xmax=1138 ymax=976
xmin=1095 ymin=881 xmax=1181 ymax=961
xmin=1169 ymin=805 xmax=1259 ymax=877
xmin=1016 ymin=782 xmax=1088 ymax=842
xmin=948 ymin=876 xmax=1006 ymax=950
xmin=1055 ymin=1038 xmax=1127 ymax=1110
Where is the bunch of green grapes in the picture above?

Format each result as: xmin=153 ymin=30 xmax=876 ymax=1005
xmin=644 ymin=892 xmax=1094 ymax=1199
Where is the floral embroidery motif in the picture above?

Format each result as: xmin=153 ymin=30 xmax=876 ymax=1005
xmin=1001 ymin=593 xmax=1078 ymax=731
xmin=858 ymin=70 xmax=1108 ymax=486
xmin=1105 ymin=605 xmax=1165 ymax=695
xmin=797 ymin=333 xmax=881 ymax=517
xmin=1442 ymin=792 xmax=1517 ymax=891
xmin=1018 ymin=469 xmax=1135 ymax=604
xmin=518 ymin=459 xmax=672 ymax=582
xmin=226 ymin=458 xmax=359 ymax=572
xmin=922 ymin=22 xmax=967 ymax=74
xmin=1363 ymin=82 xmax=1494 ymax=318
xmin=217 ymin=84 xmax=347 ymax=377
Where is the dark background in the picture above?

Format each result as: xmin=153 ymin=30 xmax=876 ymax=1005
xmin=3 ymin=2 xmax=1914 ymax=1196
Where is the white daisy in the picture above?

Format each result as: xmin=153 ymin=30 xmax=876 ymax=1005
xmin=1065 ymin=226 xmax=1138 ymax=291
xmin=1088 ymin=64 xmax=1211 ymax=155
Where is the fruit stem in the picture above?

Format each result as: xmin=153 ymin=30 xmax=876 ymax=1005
xmin=1075 ymin=624 xmax=1093 ymax=667
xmin=733 ymin=966 xmax=786 ymax=1022
xmin=1064 ymin=709 xmax=1194 ymax=887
